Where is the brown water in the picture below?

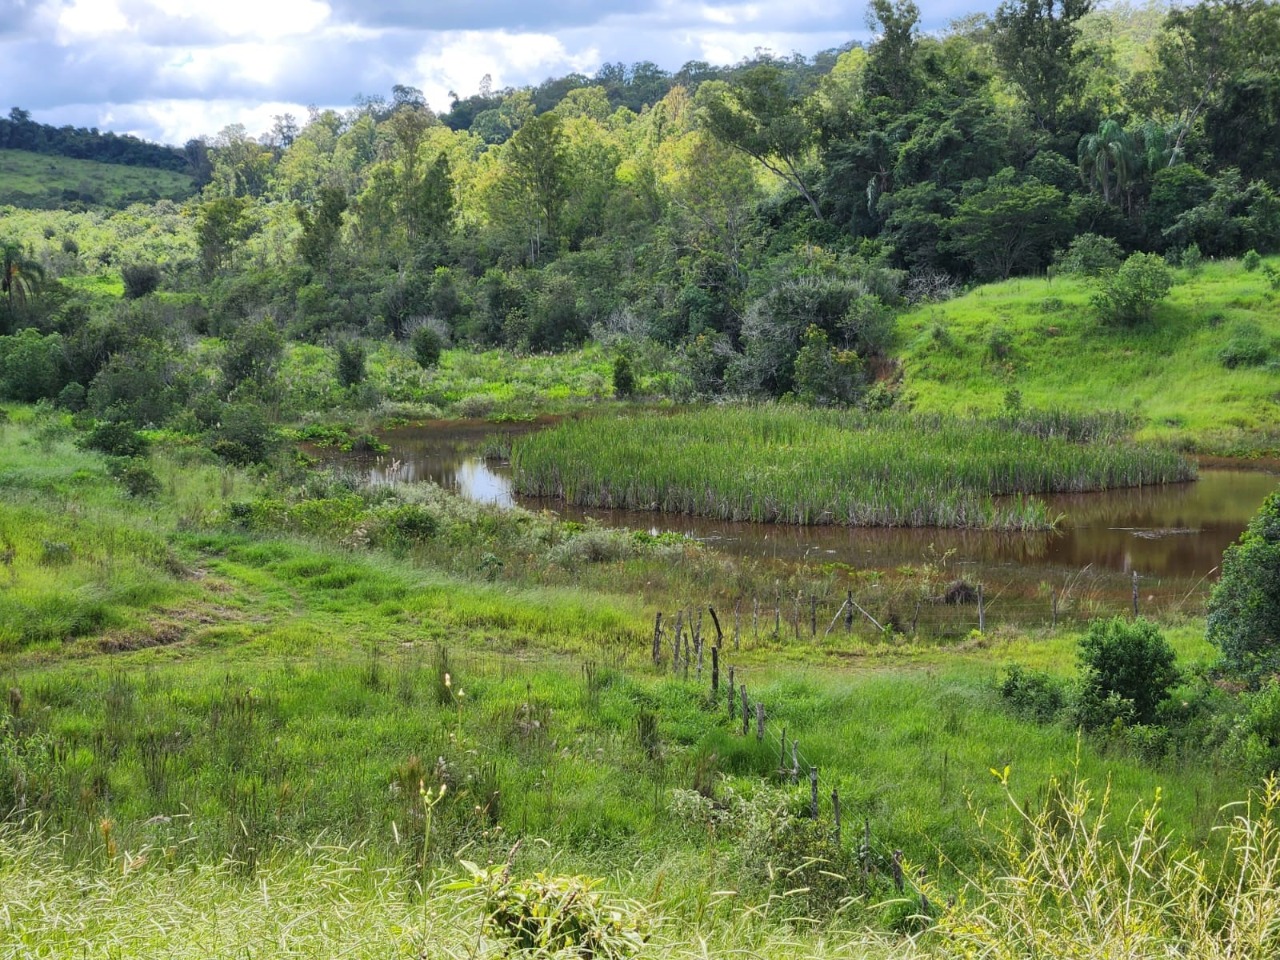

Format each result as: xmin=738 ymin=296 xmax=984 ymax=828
xmin=330 ymin=420 xmax=1278 ymax=583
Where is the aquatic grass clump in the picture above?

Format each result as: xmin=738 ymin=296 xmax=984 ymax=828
xmin=511 ymin=407 xmax=1194 ymax=531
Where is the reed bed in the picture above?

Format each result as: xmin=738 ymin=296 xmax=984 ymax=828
xmin=511 ymin=407 xmax=1194 ymax=530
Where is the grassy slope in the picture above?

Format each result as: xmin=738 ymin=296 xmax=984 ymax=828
xmin=0 ymin=149 xmax=194 ymax=208
xmin=0 ymin=406 xmax=1244 ymax=956
xmin=895 ymin=257 xmax=1280 ymax=455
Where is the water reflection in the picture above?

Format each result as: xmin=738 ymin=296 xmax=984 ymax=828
xmin=329 ymin=420 xmax=1278 ymax=582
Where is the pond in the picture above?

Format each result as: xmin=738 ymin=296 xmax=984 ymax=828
xmin=328 ymin=419 xmax=1278 ymax=584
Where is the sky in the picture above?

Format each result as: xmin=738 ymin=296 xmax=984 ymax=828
xmin=0 ymin=0 xmax=981 ymax=146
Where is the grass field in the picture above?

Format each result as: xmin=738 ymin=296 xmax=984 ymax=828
xmin=0 ymin=149 xmax=195 ymax=209
xmin=2 ymin=403 xmax=1264 ymax=956
xmin=895 ymin=257 xmax=1280 ymax=456
xmin=510 ymin=406 xmax=1193 ymax=529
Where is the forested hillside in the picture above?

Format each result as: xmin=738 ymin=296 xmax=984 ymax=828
xmin=2 ymin=0 xmax=1278 ymax=429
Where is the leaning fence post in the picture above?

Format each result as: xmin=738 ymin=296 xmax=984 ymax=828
xmin=652 ymin=612 xmax=663 ymax=665
xmin=832 ymin=787 xmax=842 ymax=844
xmin=977 ymin=583 xmax=985 ymax=634
xmin=809 ymin=766 xmax=819 ymax=819
xmin=711 ymin=645 xmax=719 ymax=695
xmin=755 ymin=702 xmax=764 ymax=742
xmin=709 ymin=607 xmax=724 ymax=646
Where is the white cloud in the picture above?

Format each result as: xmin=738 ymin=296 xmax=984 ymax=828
xmin=56 ymin=0 xmax=131 ymax=40
xmin=412 ymin=30 xmax=600 ymax=107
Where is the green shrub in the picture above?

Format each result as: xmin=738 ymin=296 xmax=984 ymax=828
xmin=411 ymin=325 xmax=444 ymax=369
xmin=1054 ymin=233 xmax=1124 ymax=276
xmin=375 ymin=504 xmax=440 ymax=546
xmin=80 ymin=421 xmax=150 ymax=458
xmin=454 ymin=864 xmax=648 ymax=960
xmin=1243 ymin=249 xmax=1263 ymax=272
xmin=121 ymin=263 xmax=161 ymax=299
xmin=986 ymin=325 xmax=1014 ymax=361
xmin=1091 ymin=253 xmax=1174 ymax=326
xmin=335 ymin=339 xmax=367 ymax=388
xmin=1181 ymin=242 xmax=1204 ymax=274
xmin=1075 ymin=617 xmax=1178 ymax=726
xmin=210 ymin=402 xmax=278 ymax=465
xmin=612 ymin=353 xmax=636 ymax=399
xmin=108 ymin=458 xmax=163 ymax=498
xmin=998 ymin=664 xmax=1065 ymax=722
xmin=1223 ymin=681 xmax=1280 ymax=776
xmin=1207 ymin=491 xmax=1280 ymax=680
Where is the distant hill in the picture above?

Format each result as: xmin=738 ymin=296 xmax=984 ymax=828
xmin=0 ymin=108 xmax=188 ymax=172
xmin=0 ymin=149 xmax=195 ymax=209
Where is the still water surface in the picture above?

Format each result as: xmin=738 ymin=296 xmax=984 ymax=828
xmin=333 ymin=420 xmax=1278 ymax=582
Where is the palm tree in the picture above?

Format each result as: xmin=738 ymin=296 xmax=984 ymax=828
xmin=1078 ymin=120 xmax=1136 ymax=207
xmin=1 ymin=241 xmax=44 ymax=332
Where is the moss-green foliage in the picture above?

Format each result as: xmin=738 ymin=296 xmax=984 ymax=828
xmin=0 ymin=149 xmax=195 ymax=209
xmin=1075 ymin=617 xmax=1179 ymax=726
xmin=896 ymin=258 xmax=1280 ymax=454
xmin=512 ymin=406 xmax=1192 ymax=529
xmin=1207 ymin=491 xmax=1280 ymax=680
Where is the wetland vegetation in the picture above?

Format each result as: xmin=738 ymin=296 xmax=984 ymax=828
xmin=3 ymin=0 xmax=1280 ymax=954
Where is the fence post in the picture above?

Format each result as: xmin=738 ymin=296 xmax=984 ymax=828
xmin=791 ymin=741 xmax=799 ymax=783
xmin=779 ymin=728 xmax=787 ymax=770
xmin=651 ymin=612 xmax=663 ymax=665
xmin=711 ymin=645 xmax=719 ymax=695
xmin=892 ymin=850 xmax=904 ymax=893
xmin=709 ymin=607 xmax=724 ymax=647
xmin=1052 ymin=589 xmax=1058 ymax=629
xmin=671 ymin=611 xmax=683 ymax=673
xmin=741 ymin=685 xmax=749 ymax=736
xmin=810 ymin=595 xmax=817 ymax=638
xmin=727 ymin=665 xmax=735 ymax=718
xmin=1132 ymin=570 xmax=1139 ymax=618
xmin=845 ymin=590 xmax=854 ymax=632
xmin=809 ymin=766 xmax=819 ymax=819
xmin=755 ymin=702 xmax=765 ymax=742
xmin=977 ymin=584 xmax=985 ymax=634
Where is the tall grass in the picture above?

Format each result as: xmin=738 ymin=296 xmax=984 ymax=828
xmin=512 ymin=407 xmax=1194 ymax=530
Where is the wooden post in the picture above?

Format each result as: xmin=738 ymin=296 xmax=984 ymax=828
xmin=977 ymin=584 xmax=985 ymax=634
xmin=793 ymin=592 xmax=801 ymax=641
xmin=790 ymin=741 xmax=799 ymax=783
xmin=671 ymin=611 xmax=683 ymax=673
xmin=779 ymin=728 xmax=787 ymax=769
xmin=651 ymin=612 xmax=663 ymax=665
xmin=752 ymin=597 xmax=759 ymax=641
xmin=740 ymin=685 xmax=749 ymax=736
xmin=1132 ymin=570 xmax=1139 ymax=618
xmin=845 ymin=590 xmax=854 ymax=632
xmin=727 ymin=666 xmax=736 ymax=717
xmin=709 ymin=607 xmax=724 ymax=646
xmin=810 ymin=595 xmax=817 ymax=638
xmin=1052 ymin=589 xmax=1059 ymax=628
xmin=694 ymin=610 xmax=703 ymax=658
xmin=774 ymin=586 xmax=781 ymax=637
xmin=755 ymin=702 xmax=765 ymax=741
xmin=891 ymin=850 xmax=904 ymax=892
xmin=832 ymin=787 xmax=842 ymax=844
xmin=711 ymin=645 xmax=719 ymax=695
xmin=809 ymin=766 xmax=819 ymax=819
xmin=696 ymin=631 xmax=703 ymax=682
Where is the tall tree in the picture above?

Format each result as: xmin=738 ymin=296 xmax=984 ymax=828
xmin=696 ymin=66 xmax=823 ymax=219
xmin=503 ymin=112 xmax=569 ymax=261
xmin=991 ymin=0 xmax=1094 ymax=133
xmin=0 ymin=242 xmax=43 ymax=333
